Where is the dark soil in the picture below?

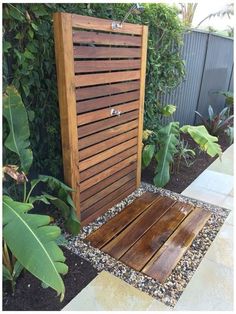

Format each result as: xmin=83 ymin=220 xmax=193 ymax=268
xmin=142 ymin=131 xmax=231 ymax=193
xmin=3 ymin=247 xmax=98 ymax=311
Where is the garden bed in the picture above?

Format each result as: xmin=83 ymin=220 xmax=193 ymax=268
xmin=3 ymin=248 xmax=98 ymax=311
xmin=142 ymin=131 xmax=230 ymax=193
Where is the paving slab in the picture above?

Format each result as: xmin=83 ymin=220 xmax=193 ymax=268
xmin=174 ymin=259 xmax=234 ymax=311
xmin=62 ymin=271 xmax=171 ymax=311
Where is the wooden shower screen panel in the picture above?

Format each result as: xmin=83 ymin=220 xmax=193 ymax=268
xmin=53 ymin=13 xmax=148 ymax=225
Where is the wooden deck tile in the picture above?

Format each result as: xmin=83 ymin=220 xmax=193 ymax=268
xmin=102 ymin=196 xmax=175 ymax=259
xmin=142 ymin=206 xmax=211 ymax=282
xmin=120 ymin=202 xmax=193 ymax=271
xmin=86 ymin=192 xmax=160 ymax=249
xmin=85 ymin=193 xmax=211 ymax=283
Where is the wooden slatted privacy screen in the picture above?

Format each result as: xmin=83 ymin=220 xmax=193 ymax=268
xmin=53 ymin=13 xmax=148 ymax=225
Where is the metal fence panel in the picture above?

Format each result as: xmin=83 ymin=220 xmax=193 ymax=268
xmin=159 ymin=30 xmax=233 ymax=126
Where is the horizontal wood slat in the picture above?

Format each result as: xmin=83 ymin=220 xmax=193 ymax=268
xmin=120 ymin=203 xmax=193 ymax=271
xmin=72 ymin=14 xmax=143 ymax=35
xmin=73 ymin=30 xmax=142 ymax=47
xmin=82 ymin=185 xmax=136 ymax=226
xmin=79 ymin=128 xmax=138 ymax=160
xmin=79 ymin=120 xmax=138 ymax=150
xmin=81 ymin=179 xmax=136 ymax=222
xmin=142 ymin=207 xmax=211 ymax=282
xmin=80 ymin=146 xmax=137 ymax=182
xmin=74 ymin=46 xmax=141 ymax=59
xmin=75 ymin=71 xmax=140 ymax=87
xmin=78 ymin=111 xmax=139 ymax=138
xmin=79 ymin=138 xmax=137 ymax=172
xmin=80 ymin=156 xmax=137 ymax=192
xmin=86 ymin=192 xmax=160 ymax=248
xmin=77 ymin=101 xmax=139 ymax=126
xmin=80 ymin=162 xmax=137 ymax=202
xmin=74 ymin=59 xmax=141 ymax=73
xmin=77 ymin=90 xmax=140 ymax=113
xmin=102 ymin=197 xmax=176 ymax=259
xmin=81 ymin=171 xmax=136 ymax=211
xmin=76 ymin=81 xmax=140 ymax=101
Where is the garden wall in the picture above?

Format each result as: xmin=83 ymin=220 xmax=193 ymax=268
xmin=161 ymin=30 xmax=234 ymax=126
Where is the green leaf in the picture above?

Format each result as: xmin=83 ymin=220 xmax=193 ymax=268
xmin=12 ymin=261 xmax=24 ymax=280
xmin=29 ymin=195 xmax=51 ymax=205
xmin=180 ymin=125 xmax=222 ymax=157
xmin=3 ymin=86 xmax=33 ymax=173
xmin=3 ymin=195 xmax=68 ymax=301
xmin=142 ymin=144 xmax=155 ymax=168
xmin=29 ymin=175 xmax=80 ymax=235
xmin=160 ymin=104 xmax=176 ymax=117
xmin=154 ymin=122 xmax=179 ymax=187
xmin=3 ymin=265 xmax=12 ymax=281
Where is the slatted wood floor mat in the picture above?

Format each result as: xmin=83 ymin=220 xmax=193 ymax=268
xmin=85 ymin=192 xmax=211 ymax=283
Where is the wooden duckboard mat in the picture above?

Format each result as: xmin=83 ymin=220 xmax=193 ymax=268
xmin=85 ymin=192 xmax=211 ymax=283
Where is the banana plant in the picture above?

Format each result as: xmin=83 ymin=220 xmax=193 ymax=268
xmin=142 ymin=121 xmax=222 ymax=187
xmin=3 ymin=196 xmax=68 ymax=301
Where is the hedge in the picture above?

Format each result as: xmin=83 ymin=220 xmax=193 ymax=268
xmin=3 ymin=3 xmax=184 ymax=179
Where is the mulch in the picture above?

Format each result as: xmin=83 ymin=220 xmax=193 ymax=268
xmin=3 ymin=247 xmax=98 ymax=311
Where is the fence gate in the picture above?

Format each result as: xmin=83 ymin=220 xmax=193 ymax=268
xmin=53 ymin=13 xmax=148 ymax=225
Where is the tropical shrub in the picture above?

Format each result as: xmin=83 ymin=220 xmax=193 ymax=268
xmin=195 ymin=105 xmax=234 ymax=135
xmin=142 ymin=121 xmax=222 ymax=187
xmin=3 ymin=3 xmax=185 ymax=177
xmin=3 ymin=86 xmax=80 ymax=300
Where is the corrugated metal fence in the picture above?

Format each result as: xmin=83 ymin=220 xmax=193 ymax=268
xmin=160 ymin=30 xmax=234 ymax=126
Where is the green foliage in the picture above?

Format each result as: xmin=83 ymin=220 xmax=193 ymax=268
xmin=215 ymin=90 xmax=234 ymax=106
xmin=28 ymin=175 xmax=80 ymax=235
xmin=174 ymin=140 xmax=196 ymax=173
xmin=142 ymin=121 xmax=222 ymax=187
xmin=154 ymin=122 xmax=179 ymax=187
xmin=3 ymin=195 xmax=68 ymax=300
xmin=225 ymin=126 xmax=234 ymax=145
xmin=3 ymin=3 xmax=185 ymax=176
xmin=180 ymin=125 xmax=222 ymax=157
xmin=160 ymin=104 xmax=177 ymax=117
xmin=3 ymin=86 xmax=33 ymax=173
xmin=195 ymin=105 xmax=234 ymax=135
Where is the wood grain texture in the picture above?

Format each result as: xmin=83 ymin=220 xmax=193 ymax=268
xmin=81 ymin=179 xmax=136 ymax=221
xmin=86 ymin=192 xmax=160 ymax=248
xmin=82 ymin=185 xmax=136 ymax=226
xmin=74 ymin=60 xmax=141 ymax=73
xmin=80 ymin=146 xmax=137 ymax=182
xmin=102 ymin=196 xmax=176 ymax=259
xmin=136 ymin=25 xmax=148 ymax=188
xmin=80 ymin=162 xmax=137 ymax=202
xmin=81 ymin=171 xmax=136 ymax=211
xmin=120 ymin=203 xmax=193 ymax=270
xmin=71 ymin=14 xmax=143 ymax=35
xmin=77 ymin=101 xmax=139 ymax=126
xmin=79 ymin=120 xmax=138 ymax=150
xmin=142 ymin=207 xmax=211 ymax=282
xmin=53 ymin=13 xmax=80 ymax=218
xmin=77 ymin=90 xmax=140 ymax=113
xmin=76 ymin=81 xmax=140 ymax=101
xmin=75 ymin=70 xmax=140 ymax=87
xmin=79 ymin=128 xmax=138 ymax=160
xmin=74 ymin=46 xmax=141 ymax=59
xmin=78 ymin=111 xmax=139 ymax=138
xmin=80 ymin=155 xmax=137 ymax=191
xmin=73 ymin=30 xmax=142 ymax=46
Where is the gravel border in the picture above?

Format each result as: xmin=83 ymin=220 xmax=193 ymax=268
xmin=64 ymin=182 xmax=230 ymax=307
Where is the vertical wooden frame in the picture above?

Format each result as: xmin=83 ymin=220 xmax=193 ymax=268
xmin=136 ymin=25 xmax=148 ymax=187
xmin=53 ymin=13 xmax=80 ymax=219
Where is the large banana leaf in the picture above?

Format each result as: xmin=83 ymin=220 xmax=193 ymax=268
xmin=180 ymin=125 xmax=222 ymax=157
xmin=3 ymin=86 xmax=33 ymax=173
xmin=142 ymin=144 xmax=155 ymax=168
xmin=154 ymin=122 xmax=179 ymax=187
xmin=3 ymin=195 xmax=68 ymax=301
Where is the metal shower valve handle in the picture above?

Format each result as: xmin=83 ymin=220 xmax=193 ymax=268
xmin=110 ymin=108 xmax=122 ymax=116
